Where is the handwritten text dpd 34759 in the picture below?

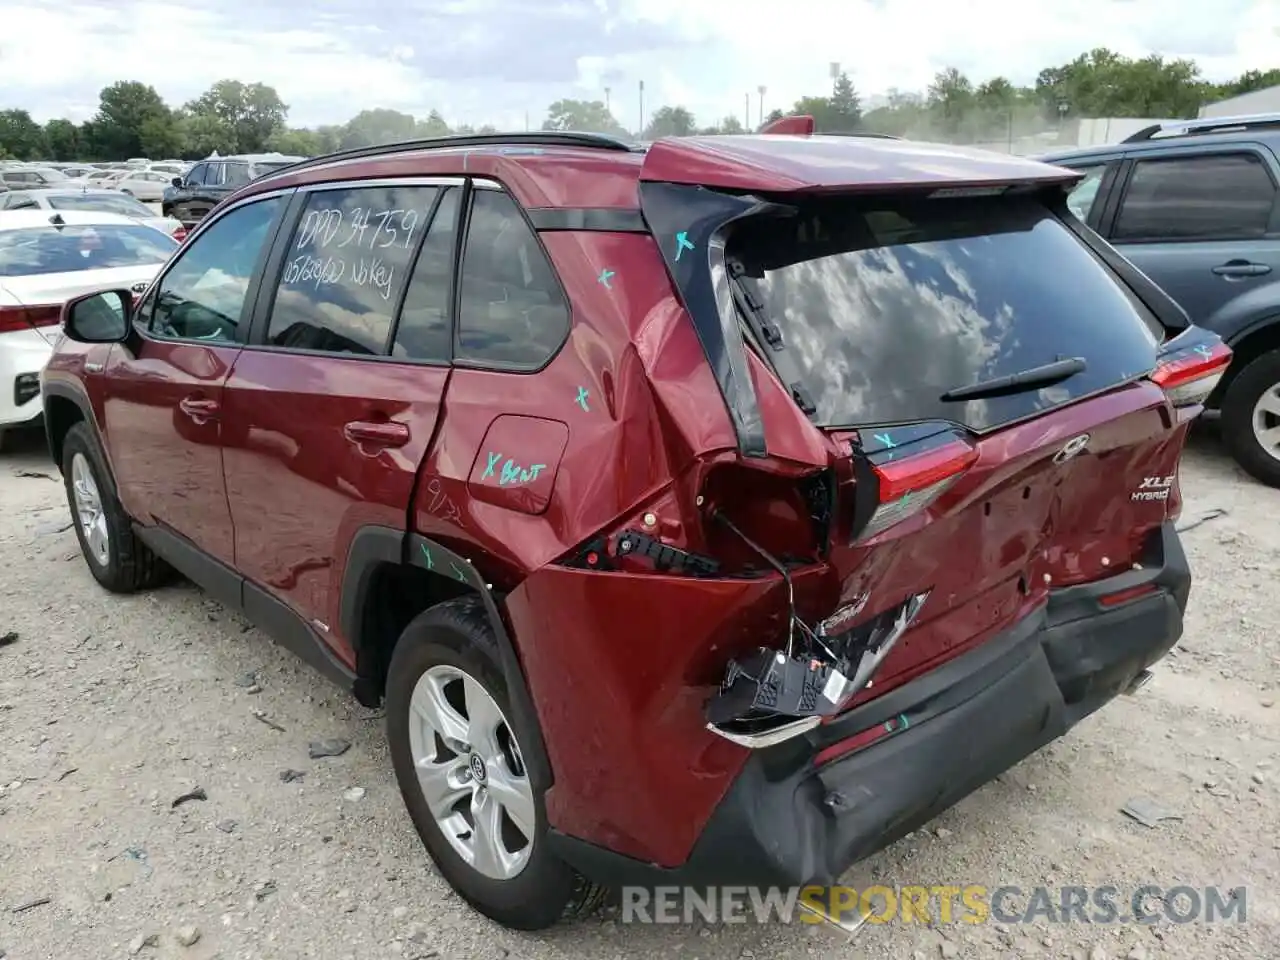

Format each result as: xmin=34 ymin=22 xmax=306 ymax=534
xmin=283 ymin=205 xmax=422 ymax=301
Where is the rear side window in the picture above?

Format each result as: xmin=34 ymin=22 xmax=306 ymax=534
xmin=394 ymin=188 xmax=460 ymax=362
xmin=1113 ymin=153 xmax=1276 ymax=241
xmin=455 ymin=189 xmax=569 ymax=368
xmin=1065 ymin=166 xmax=1104 ymax=221
xmin=266 ymin=184 xmax=439 ymax=355
xmin=728 ymin=195 xmax=1162 ymax=432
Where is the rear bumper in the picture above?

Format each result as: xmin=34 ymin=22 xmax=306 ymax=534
xmin=549 ymin=520 xmax=1190 ymax=889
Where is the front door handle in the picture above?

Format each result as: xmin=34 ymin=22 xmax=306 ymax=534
xmin=1212 ymin=260 xmax=1271 ymax=278
xmin=179 ymin=396 xmax=219 ymax=421
xmin=343 ymin=420 xmax=410 ymax=448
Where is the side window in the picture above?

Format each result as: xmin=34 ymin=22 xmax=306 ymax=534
xmin=204 ymin=163 xmax=224 ymax=187
xmin=185 ymin=163 xmax=207 ymax=186
xmin=224 ymin=163 xmax=252 ymax=187
xmin=148 ymin=195 xmax=284 ymax=343
xmin=455 ymin=189 xmax=569 ymax=368
xmin=1114 ymin=153 xmax=1277 ymax=241
xmin=393 ymin=188 xmax=460 ymax=362
xmin=265 ymin=184 xmax=439 ymax=355
xmin=1066 ymin=166 xmax=1104 ymax=221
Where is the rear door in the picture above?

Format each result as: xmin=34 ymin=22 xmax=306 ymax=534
xmin=221 ymin=177 xmax=458 ymax=656
xmin=103 ymin=192 xmax=289 ymax=568
xmin=1100 ymin=146 xmax=1280 ymax=329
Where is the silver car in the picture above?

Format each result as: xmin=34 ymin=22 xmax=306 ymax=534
xmin=0 ymin=187 xmax=187 ymax=241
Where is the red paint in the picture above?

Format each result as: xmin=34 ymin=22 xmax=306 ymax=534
xmin=467 ymin=416 xmax=569 ymax=515
xmin=48 ymin=134 xmax=1216 ymax=873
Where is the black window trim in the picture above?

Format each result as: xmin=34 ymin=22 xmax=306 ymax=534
xmin=1107 ymin=144 xmax=1280 ymax=245
xmin=130 ymin=187 xmax=295 ymax=347
xmin=243 ymin=175 xmax=466 ymax=368
xmin=451 ymin=177 xmax=573 ymax=374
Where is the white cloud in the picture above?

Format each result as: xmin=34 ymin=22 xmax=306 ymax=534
xmin=0 ymin=0 xmax=1277 ymax=132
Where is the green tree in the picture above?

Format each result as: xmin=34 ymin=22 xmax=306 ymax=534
xmin=542 ymin=99 xmax=627 ymax=136
xmin=644 ymin=105 xmax=697 ymax=138
xmin=927 ymin=67 xmax=974 ymax=136
xmin=267 ymin=127 xmax=324 ymax=156
xmin=185 ymin=80 xmax=288 ymax=153
xmin=175 ymin=111 xmax=234 ymax=158
xmin=341 ymin=108 xmax=417 ymax=148
xmin=416 ymin=110 xmax=451 ymax=138
xmin=0 ymin=109 xmax=48 ymax=159
xmin=828 ymin=71 xmax=862 ymax=131
xmin=86 ymin=82 xmax=177 ymax=160
xmin=43 ymin=118 xmax=80 ymax=160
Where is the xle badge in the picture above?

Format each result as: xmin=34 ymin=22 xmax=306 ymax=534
xmin=1132 ymin=475 xmax=1175 ymax=501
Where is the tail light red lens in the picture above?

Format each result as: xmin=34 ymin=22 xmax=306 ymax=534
xmin=173 ymin=226 xmax=187 ymax=242
xmin=0 ymin=304 xmax=62 ymax=334
xmin=858 ymin=438 xmax=978 ymax=541
xmin=1151 ymin=339 xmax=1233 ymax=408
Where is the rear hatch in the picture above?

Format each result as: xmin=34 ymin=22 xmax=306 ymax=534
xmin=635 ymin=135 xmax=1230 ymax=736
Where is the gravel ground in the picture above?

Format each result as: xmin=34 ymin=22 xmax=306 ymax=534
xmin=1 ymin=424 xmax=1277 ymax=960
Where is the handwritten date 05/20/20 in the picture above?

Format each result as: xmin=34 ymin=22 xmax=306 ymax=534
xmin=283 ymin=253 xmax=396 ymax=301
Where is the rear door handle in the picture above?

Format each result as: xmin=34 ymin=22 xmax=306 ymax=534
xmin=343 ymin=420 xmax=410 ymax=448
xmin=179 ymin=396 xmax=219 ymax=420
xmin=1212 ymin=260 xmax=1271 ymax=277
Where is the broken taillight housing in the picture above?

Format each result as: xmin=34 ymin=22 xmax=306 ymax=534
xmin=856 ymin=435 xmax=979 ymax=542
xmin=1151 ymin=336 xmax=1232 ymax=408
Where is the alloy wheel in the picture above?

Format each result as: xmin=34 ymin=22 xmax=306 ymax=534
xmin=408 ymin=664 xmax=536 ymax=881
xmin=71 ymin=452 xmax=109 ymax=567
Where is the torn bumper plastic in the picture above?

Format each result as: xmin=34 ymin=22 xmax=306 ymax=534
xmin=548 ymin=521 xmax=1190 ymax=890
xmin=705 ymin=592 xmax=930 ymax=747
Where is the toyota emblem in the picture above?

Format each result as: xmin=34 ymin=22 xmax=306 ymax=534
xmin=1052 ymin=433 xmax=1091 ymax=464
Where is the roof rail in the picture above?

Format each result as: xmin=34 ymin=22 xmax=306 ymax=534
xmin=1122 ymin=112 xmax=1280 ymax=143
xmin=263 ymin=131 xmax=640 ymax=177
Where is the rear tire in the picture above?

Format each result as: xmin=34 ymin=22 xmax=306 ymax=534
xmin=385 ymin=595 xmax=605 ymax=930
xmin=61 ymin=422 xmax=171 ymax=592
xmin=1220 ymin=350 xmax=1280 ymax=488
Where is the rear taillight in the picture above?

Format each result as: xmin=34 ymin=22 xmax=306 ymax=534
xmin=1152 ymin=339 xmax=1233 ymax=407
xmin=173 ymin=226 xmax=187 ymax=242
xmin=0 ymin=304 xmax=61 ymax=334
xmin=857 ymin=437 xmax=978 ymax=541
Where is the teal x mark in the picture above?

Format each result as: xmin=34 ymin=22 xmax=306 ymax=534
xmin=597 ymin=268 xmax=615 ymax=289
xmin=481 ymin=450 xmax=502 ymax=480
xmin=575 ymin=386 xmax=589 ymax=411
xmin=873 ymin=432 xmax=896 ymax=448
xmin=1194 ymin=344 xmax=1213 ymax=359
xmin=674 ymin=231 xmax=694 ymax=261
xmin=420 ymin=544 xmax=433 ymax=570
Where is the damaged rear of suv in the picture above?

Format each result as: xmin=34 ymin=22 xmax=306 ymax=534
xmin=45 ymin=123 xmax=1230 ymax=932
xmin=538 ymin=128 xmax=1229 ymax=910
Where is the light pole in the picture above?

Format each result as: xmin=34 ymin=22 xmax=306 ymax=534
xmin=757 ymin=85 xmax=766 ymax=127
xmin=745 ymin=92 xmax=750 ymax=129
xmin=604 ymin=86 xmax=611 ymax=115
xmin=638 ymin=80 xmax=645 ymax=137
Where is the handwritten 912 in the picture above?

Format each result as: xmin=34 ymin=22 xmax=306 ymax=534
xmin=282 ymin=205 xmax=420 ymax=301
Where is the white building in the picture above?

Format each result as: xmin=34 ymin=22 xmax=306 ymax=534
xmin=1199 ymin=86 xmax=1280 ymax=118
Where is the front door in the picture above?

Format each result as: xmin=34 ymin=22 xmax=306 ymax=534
xmin=103 ymin=192 xmax=290 ymax=567
xmin=222 ymin=179 xmax=460 ymax=653
xmin=1106 ymin=148 xmax=1280 ymax=328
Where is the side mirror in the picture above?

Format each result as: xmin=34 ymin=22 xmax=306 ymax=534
xmin=171 ymin=176 xmax=183 ymax=188
xmin=62 ymin=289 xmax=132 ymax=344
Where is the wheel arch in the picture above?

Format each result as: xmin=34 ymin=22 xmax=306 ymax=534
xmin=41 ymin=380 xmax=100 ymax=478
xmin=339 ymin=525 xmax=554 ymax=791
xmin=1213 ymin=313 xmax=1280 ymax=407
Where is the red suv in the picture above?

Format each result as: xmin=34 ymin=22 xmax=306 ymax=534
xmin=42 ymin=122 xmax=1230 ymax=930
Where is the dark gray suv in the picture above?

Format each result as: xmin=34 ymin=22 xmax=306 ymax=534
xmin=1041 ymin=113 xmax=1280 ymax=486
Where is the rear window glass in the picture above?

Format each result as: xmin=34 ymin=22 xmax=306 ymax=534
xmin=48 ymin=193 xmax=155 ymax=217
xmin=728 ymin=195 xmax=1162 ymax=432
xmin=0 ymin=225 xmax=177 ymax=277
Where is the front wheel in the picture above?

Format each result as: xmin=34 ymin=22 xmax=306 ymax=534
xmin=1220 ymin=351 xmax=1280 ymax=488
xmin=384 ymin=596 xmax=605 ymax=930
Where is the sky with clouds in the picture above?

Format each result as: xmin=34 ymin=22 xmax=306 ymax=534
xmin=2 ymin=0 xmax=1279 ymax=132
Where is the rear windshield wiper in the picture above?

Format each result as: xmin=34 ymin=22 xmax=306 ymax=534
xmin=940 ymin=356 xmax=1086 ymax=402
